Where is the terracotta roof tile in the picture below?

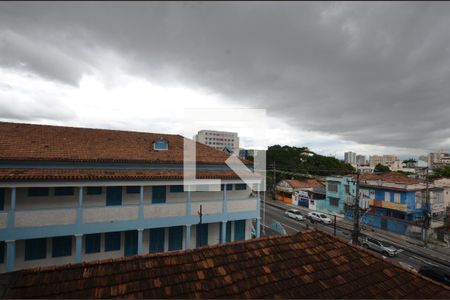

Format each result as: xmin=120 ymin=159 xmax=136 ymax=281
xmin=0 ymin=121 xmax=252 ymax=165
xmin=0 ymin=168 xmax=259 ymax=182
xmin=1 ymin=230 xmax=449 ymax=299
xmin=285 ymin=179 xmax=325 ymax=189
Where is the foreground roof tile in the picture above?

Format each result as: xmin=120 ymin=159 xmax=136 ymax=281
xmin=0 ymin=230 xmax=449 ymax=299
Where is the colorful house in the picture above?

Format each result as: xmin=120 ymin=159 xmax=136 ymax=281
xmin=317 ymin=176 xmax=358 ymax=216
xmin=345 ymin=173 xmax=428 ymax=239
xmin=275 ymin=179 xmax=325 ymax=209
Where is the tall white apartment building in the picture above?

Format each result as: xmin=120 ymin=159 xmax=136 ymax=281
xmin=344 ymin=152 xmax=356 ymax=165
xmin=369 ymin=155 xmax=398 ymax=168
xmin=356 ymin=155 xmax=366 ymax=166
xmin=194 ymin=130 xmax=240 ymax=154
xmin=0 ymin=122 xmax=261 ymax=273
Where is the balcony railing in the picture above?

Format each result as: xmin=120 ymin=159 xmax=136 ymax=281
xmin=0 ymin=212 xmax=8 ymax=229
xmin=15 ymin=208 xmax=77 ymax=228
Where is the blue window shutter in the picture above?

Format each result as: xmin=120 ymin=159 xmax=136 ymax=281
xmin=28 ymin=187 xmax=49 ymax=197
xmin=168 ymin=226 xmax=183 ymax=251
xmin=87 ymin=187 xmax=102 ymax=195
xmin=221 ymin=184 xmax=233 ymax=191
xmin=0 ymin=188 xmax=4 ymax=211
xmin=196 ymin=223 xmax=208 ymax=247
xmin=152 ymin=186 xmax=166 ymax=204
xmin=169 ymin=185 xmax=184 ymax=193
xmin=25 ymin=238 xmax=47 ymax=261
xmin=235 ymin=184 xmax=247 ymax=190
xmin=126 ymin=186 xmax=140 ymax=194
xmin=54 ymin=187 xmax=74 ymax=196
xmin=234 ymin=220 xmax=246 ymax=241
xmin=150 ymin=228 xmax=165 ymax=253
xmin=106 ymin=187 xmax=122 ymax=206
xmin=124 ymin=231 xmax=138 ymax=256
xmin=105 ymin=232 xmax=121 ymax=252
xmin=226 ymin=222 xmax=232 ymax=242
xmin=52 ymin=236 xmax=72 ymax=258
xmin=0 ymin=241 xmax=4 ymax=264
xmin=85 ymin=234 xmax=101 ymax=254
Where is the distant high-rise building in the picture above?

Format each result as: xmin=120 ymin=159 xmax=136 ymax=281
xmin=428 ymin=152 xmax=450 ymax=169
xmin=356 ymin=155 xmax=366 ymax=166
xmin=194 ymin=130 xmax=240 ymax=154
xmin=344 ymin=151 xmax=357 ymax=165
xmin=369 ymin=154 xmax=398 ymax=168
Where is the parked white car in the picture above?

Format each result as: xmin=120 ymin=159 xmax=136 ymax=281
xmin=284 ymin=209 xmax=304 ymax=221
xmin=307 ymin=212 xmax=332 ymax=224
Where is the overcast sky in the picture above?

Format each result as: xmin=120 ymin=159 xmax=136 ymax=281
xmin=1 ymin=2 xmax=450 ymax=159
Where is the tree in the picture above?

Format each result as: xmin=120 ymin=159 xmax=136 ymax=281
xmin=374 ymin=163 xmax=390 ymax=173
xmin=432 ymin=165 xmax=450 ymax=178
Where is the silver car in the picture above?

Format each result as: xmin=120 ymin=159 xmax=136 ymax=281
xmin=360 ymin=236 xmax=399 ymax=257
xmin=285 ymin=209 xmax=304 ymax=221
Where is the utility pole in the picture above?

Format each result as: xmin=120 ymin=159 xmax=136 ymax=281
xmin=352 ymin=171 xmax=361 ymax=245
xmin=424 ymin=167 xmax=430 ymax=246
xmin=272 ymin=161 xmax=276 ymax=200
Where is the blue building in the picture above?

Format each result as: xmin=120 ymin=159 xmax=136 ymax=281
xmin=317 ymin=176 xmax=357 ymax=216
xmin=344 ymin=174 xmax=427 ymax=239
xmin=0 ymin=122 xmax=261 ymax=273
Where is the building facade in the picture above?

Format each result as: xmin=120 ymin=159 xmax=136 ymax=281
xmin=194 ymin=130 xmax=240 ymax=154
xmin=0 ymin=122 xmax=261 ymax=273
xmin=356 ymin=155 xmax=366 ymax=166
xmin=428 ymin=152 xmax=450 ymax=169
xmin=344 ymin=152 xmax=356 ymax=165
xmin=275 ymin=179 xmax=325 ymax=210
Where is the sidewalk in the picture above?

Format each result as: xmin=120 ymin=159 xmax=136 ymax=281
xmin=263 ymin=197 xmax=450 ymax=266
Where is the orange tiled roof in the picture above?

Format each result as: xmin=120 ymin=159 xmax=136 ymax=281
xmin=0 ymin=122 xmax=251 ymax=165
xmin=1 ymin=230 xmax=449 ymax=299
xmin=285 ymin=179 xmax=325 ymax=189
xmin=0 ymin=168 xmax=260 ymax=182
xmin=349 ymin=173 xmax=423 ymax=185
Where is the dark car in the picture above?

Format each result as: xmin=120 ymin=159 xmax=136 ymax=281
xmin=418 ymin=266 xmax=450 ymax=286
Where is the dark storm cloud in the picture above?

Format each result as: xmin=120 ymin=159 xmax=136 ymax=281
xmin=0 ymin=1 xmax=449 ymax=151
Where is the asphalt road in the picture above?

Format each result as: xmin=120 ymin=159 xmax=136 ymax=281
xmin=260 ymin=202 xmax=449 ymax=273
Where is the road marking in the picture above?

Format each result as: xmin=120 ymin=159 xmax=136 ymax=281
xmin=411 ymin=255 xmax=439 ymax=267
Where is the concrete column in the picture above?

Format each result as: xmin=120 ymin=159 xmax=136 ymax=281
xmin=223 ymin=185 xmax=228 ymax=214
xmin=221 ymin=221 xmax=227 ymax=243
xmin=186 ymin=188 xmax=192 ymax=216
xmin=256 ymin=184 xmax=261 ymax=238
xmin=77 ymin=187 xmax=83 ymax=226
xmin=137 ymin=228 xmax=144 ymax=255
xmin=139 ymin=186 xmax=144 ymax=220
xmin=75 ymin=234 xmax=83 ymax=263
xmin=184 ymin=224 xmax=191 ymax=249
xmin=6 ymin=240 xmax=15 ymax=272
xmin=256 ymin=218 xmax=261 ymax=238
xmin=7 ymin=187 xmax=16 ymax=229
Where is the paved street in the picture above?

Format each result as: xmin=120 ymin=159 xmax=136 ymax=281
xmin=260 ymin=198 xmax=450 ymax=273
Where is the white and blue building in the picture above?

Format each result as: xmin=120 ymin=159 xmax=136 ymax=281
xmin=0 ymin=122 xmax=261 ymax=273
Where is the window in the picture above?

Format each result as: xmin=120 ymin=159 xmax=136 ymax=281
xmin=126 ymin=186 xmax=140 ymax=194
xmin=344 ymin=185 xmax=349 ymax=194
xmin=221 ymin=184 xmax=233 ymax=191
xmin=25 ymin=238 xmax=47 ymax=261
xmin=149 ymin=228 xmax=165 ymax=253
xmin=28 ymin=187 xmax=49 ymax=197
xmin=329 ymin=197 xmax=339 ymax=207
xmin=85 ymin=234 xmax=101 ymax=254
xmin=87 ymin=187 xmax=102 ymax=195
xmin=220 ymin=222 xmax=232 ymax=242
xmin=153 ymin=139 xmax=168 ymax=150
xmin=124 ymin=231 xmax=138 ymax=257
xmin=385 ymin=192 xmax=391 ymax=202
xmin=235 ymin=184 xmax=247 ymax=191
xmin=394 ymin=193 xmax=401 ymax=203
xmin=152 ymin=186 xmax=166 ymax=204
xmin=0 ymin=241 xmax=4 ymax=264
xmin=106 ymin=186 xmax=122 ymax=206
xmin=327 ymin=182 xmax=338 ymax=193
xmin=168 ymin=226 xmax=183 ymax=251
xmin=170 ymin=185 xmax=184 ymax=193
xmin=52 ymin=236 xmax=72 ymax=258
xmin=105 ymin=232 xmax=121 ymax=252
xmin=0 ymin=188 xmax=4 ymax=211
xmin=54 ymin=187 xmax=74 ymax=196
xmin=234 ymin=220 xmax=246 ymax=241
xmin=196 ymin=223 xmax=208 ymax=247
